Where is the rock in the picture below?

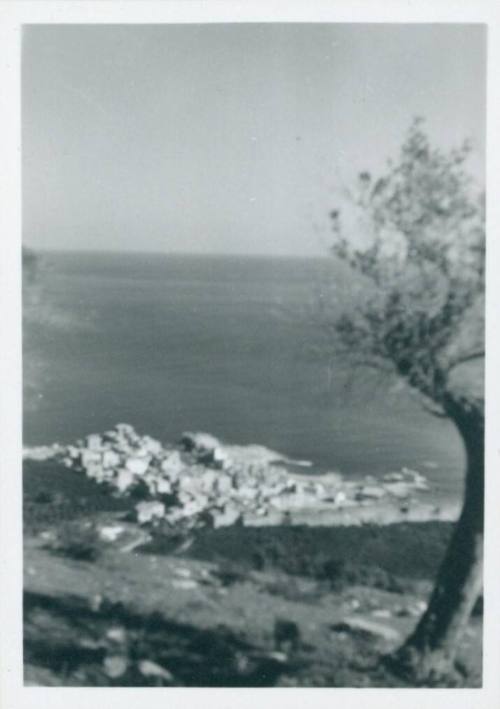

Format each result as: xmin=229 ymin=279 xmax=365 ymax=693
xmin=355 ymin=486 xmax=386 ymax=501
xmin=179 ymin=475 xmax=200 ymax=494
xmin=136 ymin=501 xmax=166 ymax=524
xmin=321 ymin=471 xmax=344 ymax=485
xmin=267 ymin=495 xmax=290 ymax=511
xmin=102 ymin=450 xmax=121 ymax=468
xmin=115 ymin=423 xmax=138 ymax=441
xmin=39 ymin=530 xmax=57 ymax=542
xmin=371 ymin=608 xmax=392 ymax=619
xmin=265 ymin=651 xmax=288 ymax=663
xmin=156 ymin=478 xmax=172 ymax=495
xmin=330 ymin=617 xmax=400 ymax=643
xmin=171 ymin=579 xmax=198 ymax=590
xmin=34 ymin=422 xmax=436 ymax=535
xmin=81 ymin=450 xmax=102 ymax=468
xmin=414 ymin=600 xmax=428 ymax=613
xmin=116 ymin=468 xmax=135 ymax=493
xmin=138 ymin=659 xmax=174 ymax=682
xmin=401 ymin=466 xmax=420 ymax=478
xmin=200 ymin=469 xmax=217 ymax=492
xmin=103 ymin=655 xmax=128 ymax=678
xmin=313 ymin=483 xmax=326 ymax=498
xmin=181 ymin=431 xmax=220 ymax=454
xmin=277 ymin=489 xmax=319 ymax=510
xmin=383 ymin=482 xmax=411 ymax=498
xmin=23 ymin=445 xmax=60 ymax=461
xmin=141 ymin=436 xmax=163 ymax=456
xmin=415 ymin=481 xmax=429 ymax=492
xmin=334 ymin=490 xmax=347 ymax=505
xmin=412 ymin=477 xmax=429 ymax=491
xmin=211 ymin=446 xmax=232 ymax=469
xmin=119 ymin=529 xmax=151 ymax=553
xmin=383 ymin=472 xmax=405 ymax=482
xmin=212 ymin=505 xmax=241 ymax=528
xmin=239 ymin=486 xmax=259 ymax=501
xmin=89 ymin=594 xmax=103 ymax=612
xmin=160 ymin=451 xmax=184 ymax=479
xmin=106 ymin=626 xmax=127 ymax=644
xmin=79 ymin=637 xmax=104 ymax=650
xmin=182 ymin=498 xmax=208 ymax=517
xmin=225 ymin=443 xmax=296 ymax=466
xmin=99 ymin=525 xmax=125 ymax=542
xmin=401 ymin=467 xmax=429 ymax=489
xmin=397 ymin=602 xmax=427 ymax=618
xmin=173 ymin=567 xmax=192 ymax=578
xmin=85 ymin=462 xmax=103 ymax=480
xmin=86 ymin=434 xmax=102 ymax=451
xmin=125 ymin=457 xmax=150 ymax=475
xmin=395 ymin=606 xmax=411 ymax=617
xmin=216 ymin=474 xmax=233 ymax=494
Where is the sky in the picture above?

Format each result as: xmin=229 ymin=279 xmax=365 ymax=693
xmin=22 ymin=23 xmax=486 ymax=256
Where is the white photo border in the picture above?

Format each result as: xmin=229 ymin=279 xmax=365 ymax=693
xmin=1 ymin=2 xmax=499 ymax=708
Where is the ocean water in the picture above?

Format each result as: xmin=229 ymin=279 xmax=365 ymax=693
xmin=23 ymin=251 xmax=465 ymax=501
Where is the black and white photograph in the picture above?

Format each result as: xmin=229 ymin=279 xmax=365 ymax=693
xmin=1 ymin=2 xmax=499 ymax=703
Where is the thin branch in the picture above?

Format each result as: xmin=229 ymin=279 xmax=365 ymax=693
xmin=447 ymin=350 xmax=485 ymax=372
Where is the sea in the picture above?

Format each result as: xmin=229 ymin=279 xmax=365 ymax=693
xmin=23 ymin=251 xmax=465 ymax=502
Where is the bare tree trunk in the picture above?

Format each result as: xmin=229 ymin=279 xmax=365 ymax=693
xmin=390 ymin=395 xmax=484 ymax=684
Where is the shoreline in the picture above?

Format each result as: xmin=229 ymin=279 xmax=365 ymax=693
xmin=23 ymin=424 xmax=462 ymax=530
xmin=243 ymin=498 xmax=460 ymax=527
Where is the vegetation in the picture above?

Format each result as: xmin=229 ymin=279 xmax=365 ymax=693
xmin=26 ymin=459 xmax=473 ymax=687
xmin=316 ymin=119 xmax=485 ymax=682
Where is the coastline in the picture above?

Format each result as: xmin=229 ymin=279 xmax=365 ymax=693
xmin=244 ymin=499 xmax=460 ymax=527
xmin=22 ymin=427 xmax=473 ymax=688
xmin=23 ymin=424 xmax=462 ymax=531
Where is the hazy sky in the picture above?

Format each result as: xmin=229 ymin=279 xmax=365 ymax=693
xmin=23 ymin=23 xmax=485 ymax=256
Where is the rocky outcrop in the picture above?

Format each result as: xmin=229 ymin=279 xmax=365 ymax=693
xmin=330 ymin=616 xmax=401 ymax=643
xmin=23 ymin=424 xmax=435 ymax=531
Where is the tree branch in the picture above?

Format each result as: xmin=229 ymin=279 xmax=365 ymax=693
xmin=447 ymin=350 xmax=485 ymax=372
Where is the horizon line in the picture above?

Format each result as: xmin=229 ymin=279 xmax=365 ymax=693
xmin=23 ymin=245 xmax=330 ymax=260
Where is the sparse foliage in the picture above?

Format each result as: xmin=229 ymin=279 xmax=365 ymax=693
xmin=317 ymin=120 xmax=485 ymax=682
xmin=319 ymin=119 xmax=484 ymax=412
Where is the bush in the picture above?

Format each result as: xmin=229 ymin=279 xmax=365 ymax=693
xmin=47 ymin=521 xmax=102 ymax=562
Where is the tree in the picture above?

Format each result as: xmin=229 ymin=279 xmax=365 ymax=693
xmin=316 ymin=119 xmax=485 ymax=683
